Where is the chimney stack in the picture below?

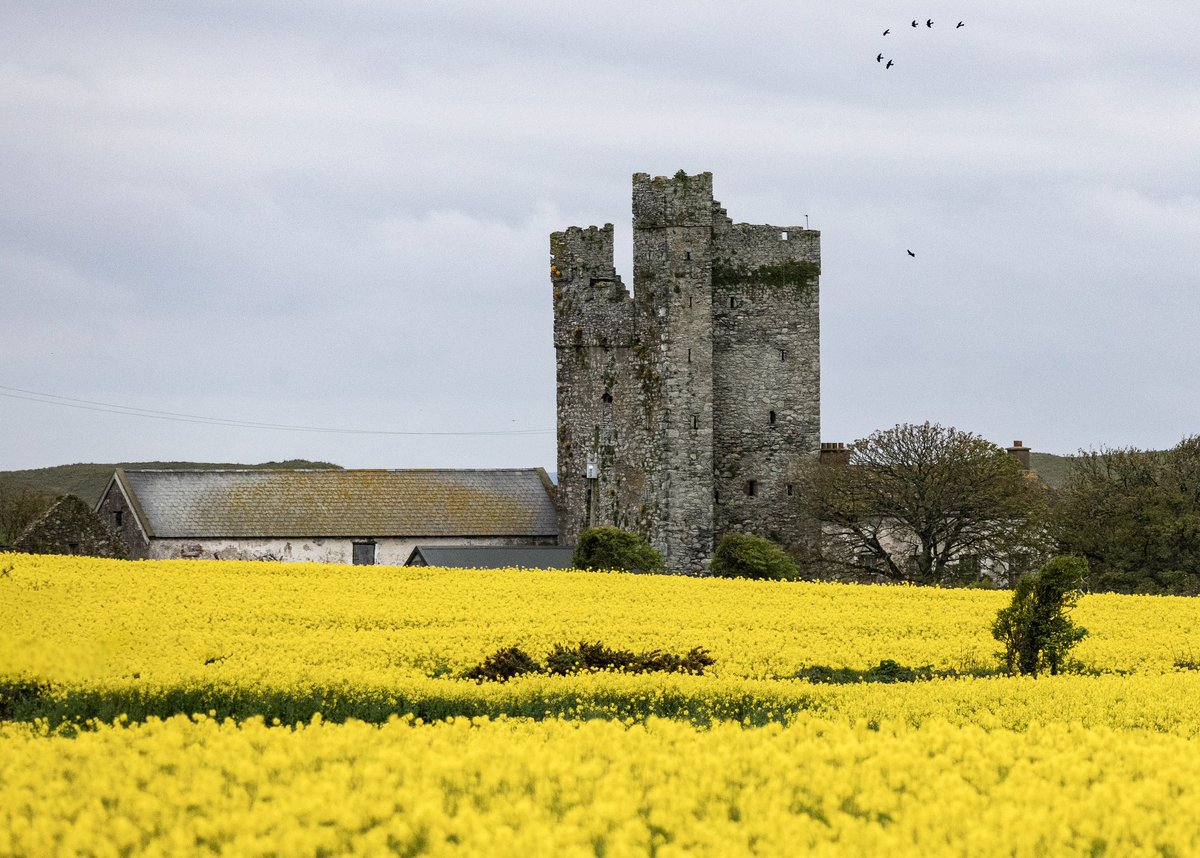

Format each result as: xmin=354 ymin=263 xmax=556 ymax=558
xmin=820 ymin=441 xmax=850 ymax=466
xmin=1006 ymin=440 xmax=1031 ymax=471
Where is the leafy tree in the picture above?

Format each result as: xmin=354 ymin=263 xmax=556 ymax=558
xmin=800 ymin=423 xmax=1049 ymax=585
xmin=710 ymin=532 xmax=800 ymax=580
xmin=992 ymin=555 xmax=1089 ymax=676
xmin=1055 ymin=438 xmax=1200 ymax=594
xmin=0 ymin=485 xmax=55 ymax=545
xmin=572 ymin=526 xmax=665 ymax=574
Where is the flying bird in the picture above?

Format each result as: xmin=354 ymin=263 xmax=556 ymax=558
xmin=956 ymin=21 xmax=964 ymax=28
xmin=926 ymin=19 xmax=934 ymax=27
xmin=886 ymin=59 xmax=894 ymax=69
xmin=906 ymin=249 xmax=916 ymax=257
xmin=877 ymin=53 xmax=884 ymax=62
xmin=883 ymin=28 xmax=890 ymax=35
xmin=911 ymin=20 xmax=918 ymax=27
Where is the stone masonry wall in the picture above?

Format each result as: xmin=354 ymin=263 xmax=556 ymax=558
xmin=631 ymin=172 xmax=717 ymax=570
xmin=553 ymin=172 xmax=821 ymax=573
xmin=96 ymin=479 xmax=151 ymax=559
xmin=551 ymin=225 xmax=653 ymax=547
xmin=711 ymin=213 xmax=821 ymax=547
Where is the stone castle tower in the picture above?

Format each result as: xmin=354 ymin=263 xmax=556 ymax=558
xmin=552 ymin=171 xmax=820 ymax=572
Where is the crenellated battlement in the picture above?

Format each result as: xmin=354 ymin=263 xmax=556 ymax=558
xmin=632 ymin=171 xmax=715 ymax=229
xmin=551 ymin=223 xmax=634 ymax=350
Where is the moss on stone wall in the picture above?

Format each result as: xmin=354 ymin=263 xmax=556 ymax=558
xmin=712 ymin=258 xmax=820 ymax=291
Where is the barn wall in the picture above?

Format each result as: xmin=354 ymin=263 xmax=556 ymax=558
xmin=146 ymin=534 xmax=558 ymax=565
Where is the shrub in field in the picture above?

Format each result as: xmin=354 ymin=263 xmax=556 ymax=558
xmin=0 ymin=678 xmax=50 ymax=720
xmin=469 ymin=642 xmax=715 ymax=681
xmin=572 ymin=526 xmax=664 ymax=574
xmin=462 ymin=646 xmax=541 ymax=682
xmin=993 ymin=555 xmax=1089 ymax=676
xmin=710 ymin=532 xmax=800 ymax=580
xmin=794 ymin=660 xmax=936 ymax=684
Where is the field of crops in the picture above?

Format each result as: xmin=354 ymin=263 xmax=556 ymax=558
xmin=4 ymin=552 xmax=1200 ymax=855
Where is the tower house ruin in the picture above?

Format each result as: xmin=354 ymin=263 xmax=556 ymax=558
xmin=552 ymin=171 xmax=820 ymax=572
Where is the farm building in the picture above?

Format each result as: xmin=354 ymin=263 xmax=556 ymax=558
xmin=13 ymin=494 xmax=126 ymax=559
xmin=95 ymin=468 xmax=559 ymax=564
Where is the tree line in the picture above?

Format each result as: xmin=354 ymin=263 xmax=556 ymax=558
xmin=799 ymin=423 xmax=1200 ymax=595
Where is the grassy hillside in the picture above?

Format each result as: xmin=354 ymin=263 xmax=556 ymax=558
xmin=0 ymin=460 xmax=341 ymax=506
xmin=1029 ymin=451 xmax=1074 ymax=489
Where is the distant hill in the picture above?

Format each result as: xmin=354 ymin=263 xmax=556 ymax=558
xmin=0 ymin=460 xmax=342 ymax=507
xmin=0 ymin=454 xmax=1076 ymax=510
xmin=1029 ymin=452 xmax=1073 ymax=490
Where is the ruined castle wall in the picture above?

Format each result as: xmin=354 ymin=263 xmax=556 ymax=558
xmin=710 ymin=218 xmax=821 ymax=548
xmin=551 ymin=225 xmax=651 ymax=546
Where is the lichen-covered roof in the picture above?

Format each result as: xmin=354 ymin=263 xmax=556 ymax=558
xmin=406 ymin=545 xmax=576 ymax=570
xmin=120 ymin=469 xmax=558 ymax=538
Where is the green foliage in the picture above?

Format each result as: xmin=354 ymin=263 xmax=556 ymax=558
xmin=992 ymin=556 xmax=1089 ymax=676
xmin=544 ymin=641 xmax=713 ymax=676
xmin=710 ymin=533 xmax=800 ymax=580
xmin=461 ymin=646 xmax=541 ymax=682
xmin=793 ymin=660 xmax=944 ymax=684
xmin=0 ymin=678 xmax=51 ymax=720
xmin=1055 ymin=438 xmax=1200 ymax=594
xmin=573 ymin=526 xmax=664 ymax=575
xmin=0 ymin=485 xmax=54 ymax=545
xmin=465 ymin=642 xmax=715 ymax=683
xmin=800 ymin=422 xmax=1050 ymax=586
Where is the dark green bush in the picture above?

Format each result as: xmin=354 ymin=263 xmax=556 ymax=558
xmin=572 ymin=526 xmax=665 ymax=574
xmin=710 ymin=532 xmax=800 ymax=580
xmin=0 ymin=678 xmax=51 ymax=720
xmin=793 ymin=660 xmax=935 ymax=685
xmin=461 ymin=646 xmax=541 ymax=682
xmin=632 ymin=647 xmax=715 ymax=675
xmin=992 ymin=555 xmax=1089 ymax=676
xmin=471 ymin=641 xmax=715 ymax=681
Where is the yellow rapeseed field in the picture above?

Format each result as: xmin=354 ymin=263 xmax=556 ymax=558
xmin=3 ymin=552 xmax=1200 ymax=688
xmin=4 ymin=715 xmax=1200 ymax=857
xmin=5 ymin=552 xmax=1200 ymax=855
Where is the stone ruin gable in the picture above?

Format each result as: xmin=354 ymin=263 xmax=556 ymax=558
xmin=551 ymin=224 xmax=655 ymax=547
xmin=710 ymin=206 xmax=821 ymax=549
xmin=553 ymin=171 xmax=821 ymax=573
xmin=15 ymin=495 xmax=127 ymax=558
xmin=96 ymin=474 xmax=150 ymax=559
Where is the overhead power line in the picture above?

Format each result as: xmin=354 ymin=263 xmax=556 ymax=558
xmin=0 ymin=384 xmax=553 ymax=437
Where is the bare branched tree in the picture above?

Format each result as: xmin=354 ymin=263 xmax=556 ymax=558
xmin=799 ymin=423 xmax=1050 ymax=585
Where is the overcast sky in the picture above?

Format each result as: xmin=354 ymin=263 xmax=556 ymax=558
xmin=2 ymin=1 xmax=1199 ymax=472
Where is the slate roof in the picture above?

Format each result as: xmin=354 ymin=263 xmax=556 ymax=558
xmin=405 ymin=545 xmax=575 ymax=570
xmin=112 ymin=469 xmax=558 ymax=539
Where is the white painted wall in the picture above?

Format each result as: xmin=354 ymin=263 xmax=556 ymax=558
xmin=146 ymin=535 xmax=556 ymax=565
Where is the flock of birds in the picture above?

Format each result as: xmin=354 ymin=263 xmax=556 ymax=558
xmin=877 ymin=19 xmax=965 ymax=70
xmin=876 ymin=18 xmax=966 ymax=258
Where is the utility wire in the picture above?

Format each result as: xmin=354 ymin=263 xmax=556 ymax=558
xmin=0 ymin=384 xmax=553 ymax=437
